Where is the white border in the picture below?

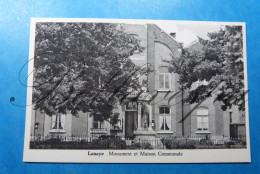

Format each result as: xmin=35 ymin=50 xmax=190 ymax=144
xmin=23 ymin=18 xmax=250 ymax=163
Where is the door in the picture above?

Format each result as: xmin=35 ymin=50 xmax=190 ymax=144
xmin=125 ymin=111 xmax=137 ymax=139
xmin=230 ymin=124 xmax=238 ymax=138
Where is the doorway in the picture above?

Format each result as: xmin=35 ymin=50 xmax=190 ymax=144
xmin=125 ymin=111 xmax=137 ymax=139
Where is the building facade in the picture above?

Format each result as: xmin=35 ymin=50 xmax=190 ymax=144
xmin=31 ymin=24 xmax=245 ymax=141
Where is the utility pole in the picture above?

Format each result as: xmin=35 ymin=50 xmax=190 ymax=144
xmin=181 ymin=84 xmax=184 ymax=137
xmin=180 ymin=43 xmax=185 ymax=137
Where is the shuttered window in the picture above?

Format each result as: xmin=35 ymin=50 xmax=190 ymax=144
xmin=159 ymin=106 xmax=171 ymax=130
xmin=51 ymin=114 xmax=65 ymax=130
xmin=196 ymin=108 xmax=209 ymax=131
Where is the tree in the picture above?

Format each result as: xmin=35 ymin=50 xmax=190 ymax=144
xmin=33 ymin=22 xmax=148 ymax=122
xmin=168 ymin=25 xmax=245 ymax=111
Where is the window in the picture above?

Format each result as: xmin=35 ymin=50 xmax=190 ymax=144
xmin=159 ymin=106 xmax=171 ymax=130
xmin=158 ymin=66 xmax=171 ymax=90
xmin=93 ymin=117 xmax=105 ymax=129
xmin=51 ymin=114 xmax=65 ymax=130
xmin=93 ymin=117 xmax=99 ymax=129
xmin=159 ymin=74 xmax=170 ymax=89
xmin=112 ymin=118 xmax=123 ymax=130
xmin=196 ymin=108 xmax=209 ymax=131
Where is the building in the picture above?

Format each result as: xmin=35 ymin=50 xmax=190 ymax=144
xmin=31 ymin=24 xmax=246 ymax=142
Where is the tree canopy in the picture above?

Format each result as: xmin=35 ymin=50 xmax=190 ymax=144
xmin=33 ymin=22 xmax=147 ymax=121
xmin=168 ymin=25 xmax=245 ymax=110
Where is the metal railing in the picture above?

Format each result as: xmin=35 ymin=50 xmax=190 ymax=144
xmin=29 ymin=134 xmax=247 ymax=149
xmin=90 ymin=128 xmax=108 ymax=134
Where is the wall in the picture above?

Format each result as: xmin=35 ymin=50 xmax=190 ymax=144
xmin=71 ymin=112 xmax=88 ymax=136
xmin=146 ymin=24 xmax=185 ymax=137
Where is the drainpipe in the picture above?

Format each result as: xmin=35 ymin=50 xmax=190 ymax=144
xmin=43 ymin=112 xmax=45 ymax=137
xmin=34 ymin=110 xmax=37 ymax=138
xmin=229 ymin=107 xmax=233 ymax=137
xmin=181 ymin=84 xmax=184 ymax=137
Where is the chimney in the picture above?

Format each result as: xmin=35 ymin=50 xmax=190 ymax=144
xmin=179 ymin=42 xmax=184 ymax=49
xmin=170 ymin=33 xmax=176 ymax=39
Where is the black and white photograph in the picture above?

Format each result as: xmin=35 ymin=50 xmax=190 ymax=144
xmin=23 ymin=18 xmax=250 ymax=163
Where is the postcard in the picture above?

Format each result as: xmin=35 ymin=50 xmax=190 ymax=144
xmin=23 ymin=18 xmax=250 ymax=163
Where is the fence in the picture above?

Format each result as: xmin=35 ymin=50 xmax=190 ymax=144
xmin=30 ymin=134 xmax=247 ymax=150
xmin=160 ymin=135 xmax=247 ymax=149
xmin=187 ymin=135 xmax=247 ymax=145
xmin=31 ymin=134 xmax=92 ymax=142
xmin=125 ymin=138 xmax=165 ymax=149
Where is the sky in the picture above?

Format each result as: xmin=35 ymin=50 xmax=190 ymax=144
xmin=153 ymin=21 xmax=223 ymax=47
